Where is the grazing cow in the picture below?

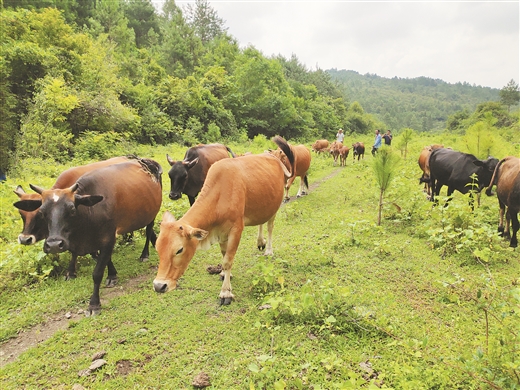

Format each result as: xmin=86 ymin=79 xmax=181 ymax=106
xmin=418 ymin=144 xmax=444 ymax=198
xmin=311 ymin=139 xmax=330 ymax=154
xmin=329 ymin=141 xmax=343 ymax=166
xmin=13 ymin=159 xmax=163 ymax=315
xmin=269 ymin=139 xmax=311 ymax=202
xmin=352 ymin=142 xmax=365 ymax=162
xmin=153 ymin=137 xmax=295 ymax=305
xmin=13 ymin=156 xmax=145 ymax=279
xmin=339 ymin=146 xmax=350 ymax=167
xmin=167 ymin=143 xmax=234 ymax=206
xmin=429 ymin=148 xmax=498 ymax=206
xmin=485 ymin=156 xmax=520 ymax=247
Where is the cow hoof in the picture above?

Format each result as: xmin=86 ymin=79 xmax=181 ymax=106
xmin=220 ymin=297 xmax=233 ymax=306
xmin=86 ymin=306 xmax=101 ymax=317
xmin=105 ymin=276 xmax=118 ymax=288
xmin=510 ymin=240 xmax=518 ymax=248
xmin=282 ymin=198 xmax=290 ymax=203
xmin=140 ymin=256 xmax=149 ymax=262
xmin=258 ymin=244 xmax=266 ymax=251
xmin=64 ymin=273 xmax=77 ymax=281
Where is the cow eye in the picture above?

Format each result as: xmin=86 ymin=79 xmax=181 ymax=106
xmin=176 ymin=247 xmax=183 ymax=255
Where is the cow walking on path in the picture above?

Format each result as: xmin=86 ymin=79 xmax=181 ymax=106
xmin=485 ymin=156 xmax=520 ymax=247
xmin=153 ymin=136 xmax=295 ymax=305
xmin=428 ymin=148 xmax=498 ymax=207
xmin=352 ymin=142 xmax=365 ymax=162
xmin=167 ymin=143 xmax=234 ymax=206
xmin=14 ymin=159 xmax=163 ymax=315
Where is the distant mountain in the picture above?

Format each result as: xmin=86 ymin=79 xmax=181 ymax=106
xmin=326 ymin=69 xmax=500 ymax=132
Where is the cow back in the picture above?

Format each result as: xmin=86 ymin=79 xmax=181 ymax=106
xmin=292 ymin=145 xmax=311 ymax=177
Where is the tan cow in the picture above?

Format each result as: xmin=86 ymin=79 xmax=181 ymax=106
xmin=485 ymin=156 xmax=520 ymax=247
xmin=339 ymin=146 xmax=350 ymax=166
xmin=329 ymin=141 xmax=342 ymax=166
xmin=269 ymin=140 xmax=311 ymax=202
xmin=418 ymin=144 xmax=444 ymax=198
xmin=153 ymin=137 xmax=295 ymax=305
xmin=311 ymin=139 xmax=329 ymax=154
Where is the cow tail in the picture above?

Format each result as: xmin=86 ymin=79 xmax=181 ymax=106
xmin=485 ymin=158 xmax=506 ymax=196
xmin=272 ymin=136 xmax=295 ymax=176
xmin=226 ymin=146 xmax=236 ymax=158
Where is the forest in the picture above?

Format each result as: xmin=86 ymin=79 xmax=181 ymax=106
xmin=1 ymin=0 xmax=518 ymax=176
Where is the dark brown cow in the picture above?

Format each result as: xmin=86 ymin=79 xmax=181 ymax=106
xmin=339 ymin=146 xmax=350 ymax=167
xmin=311 ymin=139 xmax=330 ymax=154
xmin=352 ymin=142 xmax=365 ymax=162
xmin=13 ymin=156 xmax=141 ymax=279
xmin=329 ymin=141 xmax=342 ymax=166
xmin=485 ymin=156 xmax=520 ymax=247
xmin=153 ymin=137 xmax=295 ymax=305
xmin=167 ymin=143 xmax=234 ymax=206
xmin=13 ymin=159 xmax=163 ymax=315
xmin=269 ymin=140 xmax=311 ymax=202
xmin=418 ymin=144 xmax=444 ymax=198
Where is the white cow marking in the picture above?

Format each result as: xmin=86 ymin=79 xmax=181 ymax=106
xmin=52 ymin=193 xmax=59 ymax=203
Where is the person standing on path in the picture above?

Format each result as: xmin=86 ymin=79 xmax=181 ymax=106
xmin=382 ymin=130 xmax=392 ymax=146
xmin=372 ymin=129 xmax=382 ymax=156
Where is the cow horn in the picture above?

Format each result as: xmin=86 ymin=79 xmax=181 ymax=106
xmin=69 ymin=183 xmax=79 ymax=193
xmin=166 ymin=154 xmax=175 ymax=166
xmin=29 ymin=184 xmax=45 ymax=194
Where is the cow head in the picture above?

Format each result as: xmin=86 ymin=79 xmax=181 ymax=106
xmin=473 ymin=157 xmax=499 ymax=191
xmin=13 ymin=183 xmax=103 ymax=254
xmin=13 ymin=185 xmax=48 ymax=245
xmin=153 ymin=211 xmax=208 ymax=293
xmin=166 ymin=154 xmax=198 ymax=200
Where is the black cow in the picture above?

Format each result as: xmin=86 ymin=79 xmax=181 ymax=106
xmin=166 ymin=143 xmax=234 ymax=206
xmin=429 ymin=148 xmax=498 ymax=206
xmin=13 ymin=159 xmax=163 ymax=315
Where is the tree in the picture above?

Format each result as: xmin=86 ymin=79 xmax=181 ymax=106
xmin=372 ymin=147 xmax=400 ymax=226
xmin=183 ymin=0 xmax=227 ymax=44
xmin=396 ymin=128 xmax=415 ymax=159
xmin=499 ymin=79 xmax=520 ymax=112
xmin=123 ymin=0 xmax=161 ymax=48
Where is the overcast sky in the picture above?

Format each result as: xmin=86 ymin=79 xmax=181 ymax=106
xmin=159 ymin=1 xmax=519 ymax=89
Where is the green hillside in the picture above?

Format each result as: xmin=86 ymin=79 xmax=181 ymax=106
xmin=327 ymin=69 xmax=500 ymax=132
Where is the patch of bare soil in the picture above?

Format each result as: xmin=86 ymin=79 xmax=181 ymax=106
xmin=0 ymin=272 xmax=153 ymax=368
xmin=0 ymin=169 xmax=341 ymax=368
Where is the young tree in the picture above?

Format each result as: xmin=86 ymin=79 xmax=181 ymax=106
xmin=372 ymin=147 xmax=400 ymax=226
xmin=499 ymin=79 xmax=520 ymax=112
xmin=183 ymin=0 xmax=227 ymax=44
xmin=396 ymin=127 xmax=415 ymax=159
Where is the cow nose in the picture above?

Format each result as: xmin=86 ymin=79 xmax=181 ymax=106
xmin=169 ymin=192 xmax=181 ymax=200
xmin=18 ymin=235 xmax=35 ymax=245
xmin=44 ymin=237 xmax=66 ymax=254
xmin=153 ymin=281 xmax=168 ymax=293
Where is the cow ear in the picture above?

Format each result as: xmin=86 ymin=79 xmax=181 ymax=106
xmin=13 ymin=199 xmax=42 ymax=211
xmin=14 ymin=185 xmax=26 ymax=198
xmin=166 ymin=154 xmax=175 ymax=166
xmin=189 ymin=227 xmax=208 ymax=241
xmin=74 ymin=194 xmax=103 ymax=207
xmin=162 ymin=211 xmax=176 ymax=224
xmin=183 ymin=158 xmax=199 ymax=170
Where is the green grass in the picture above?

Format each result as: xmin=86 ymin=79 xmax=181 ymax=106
xmin=1 ymin=138 xmax=519 ymax=388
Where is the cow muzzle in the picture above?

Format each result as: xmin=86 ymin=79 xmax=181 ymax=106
xmin=168 ymin=192 xmax=182 ymax=200
xmin=44 ymin=237 xmax=67 ymax=254
xmin=18 ymin=234 xmax=36 ymax=245
xmin=153 ymin=278 xmax=177 ymax=293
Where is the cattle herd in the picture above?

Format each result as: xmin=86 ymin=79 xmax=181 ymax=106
xmin=11 ymin=137 xmax=519 ymax=315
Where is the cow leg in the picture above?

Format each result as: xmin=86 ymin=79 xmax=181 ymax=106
xmin=262 ymin=215 xmax=276 ymax=256
xmin=88 ymin=240 xmax=115 ymax=316
xmin=219 ymin=226 xmax=243 ymax=305
xmin=504 ymin=208 xmax=512 ymax=240
xmin=139 ymin=221 xmax=156 ymax=262
xmin=105 ymin=259 xmax=118 ymax=288
xmin=509 ymin=210 xmax=518 ymax=248
xmin=297 ymin=176 xmax=305 ymax=197
xmin=497 ymin=201 xmax=506 ymax=236
xmin=284 ymin=176 xmax=295 ymax=202
xmin=257 ymin=225 xmax=266 ymax=251
xmin=188 ymin=195 xmax=196 ymax=206
xmin=65 ymin=253 xmax=78 ymax=280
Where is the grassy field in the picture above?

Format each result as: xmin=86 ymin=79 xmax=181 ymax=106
xmin=0 ymin=135 xmax=518 ymax=389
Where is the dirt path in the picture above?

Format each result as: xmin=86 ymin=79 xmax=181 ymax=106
xmin=0 ymin=168 xmax=342 ymax=367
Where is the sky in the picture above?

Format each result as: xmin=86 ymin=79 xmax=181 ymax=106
xmin=157 ymin=1 xmax=519 ymax=89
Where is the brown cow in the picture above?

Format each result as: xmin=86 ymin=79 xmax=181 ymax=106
xmin=329 ymin=141 xmax=343 ymax=166
xmin=13 ymin=156 xmax=144 ymax=279
xmin=311 ymin=139 xmax=330 ymax=154
xmin=269 ymin=140 xmax=311 ymax=202
xmin=352 ymin=142 xmax=365 ymax=162
xmin=418 ymin=144 xmax=444 ymax=198
xmin=153 ymin=137 xmax=295 ymax=305
xmin=167 ymin=143 xmax=234 ymax=206
xmin=13 ymin=159 xmax=163 ymax=315
xmin=485 ymin=156 xmax=520 ymax=247
xmin=339 ymin=146 xmax=350 ymax=167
